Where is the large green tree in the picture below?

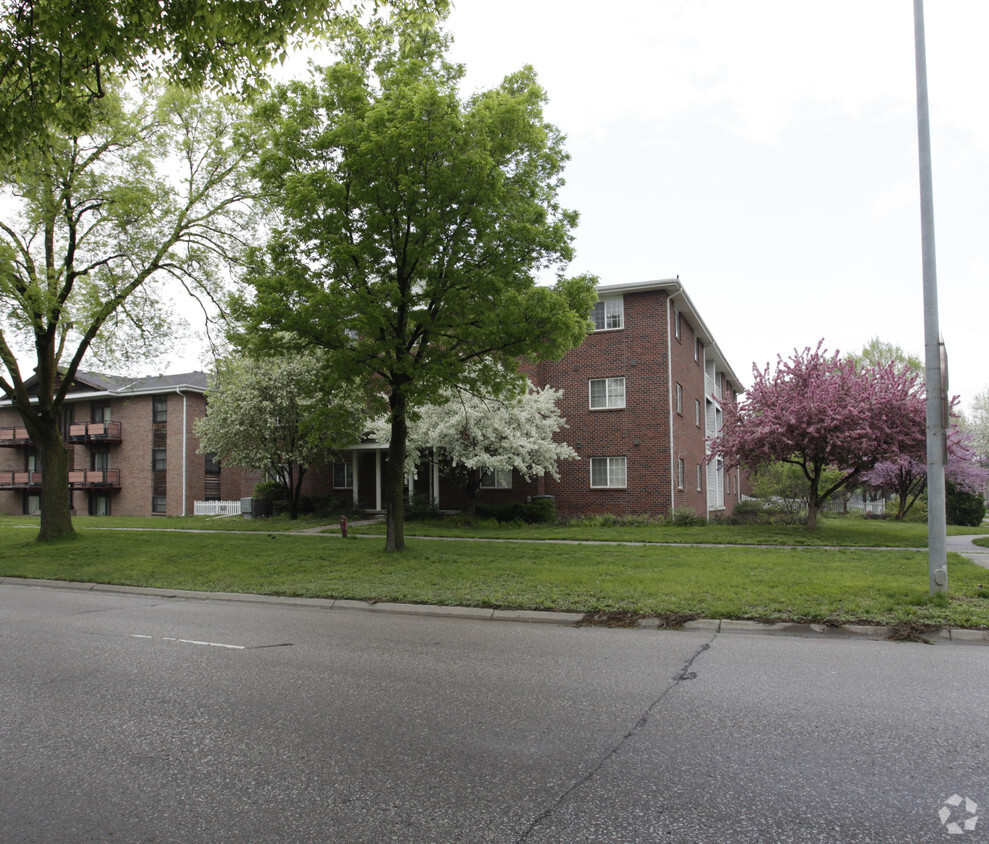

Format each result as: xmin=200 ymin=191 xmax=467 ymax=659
xmin=194 ymin=352 xmax=369 ymax=518
xmin=0 ymin=84 xmax=255 ymax=540
xmin=0 ymin=0 xmax=438 ymax=155
xmin=238 ymin=13 xmax=596 ymax=550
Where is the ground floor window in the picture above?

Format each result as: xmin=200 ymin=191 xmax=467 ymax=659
xmin=590 ymin=457 xmax=627 ymax=488
xmin=152 ymin=495 xmax=167 ymax=514
xmin=333 ymin=461 xmax=353 ymax=489
xmin=480 ymin=468 xmax=512 ymax=489
xmin=89 ymin=493 xmax=111 ymax=516
xmin=24 ymin=493 xmax=40 ymax=515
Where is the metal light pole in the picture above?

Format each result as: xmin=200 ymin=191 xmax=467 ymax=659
xmin=913 ymin=0 xmax=948 ymax=594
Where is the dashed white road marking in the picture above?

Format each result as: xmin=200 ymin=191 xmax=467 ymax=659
xmin=130 ymin=634 xmax=245 ymax=650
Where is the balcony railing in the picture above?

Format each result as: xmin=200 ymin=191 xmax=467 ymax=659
xmin=68 ymin=421 xmax=122 ymax=444
xmin=0 ymin=470 xmax=42 ymax=488
xmin=0 ymin=469 xmax=122 ymax=490
xmin=0 ymin=421 xmax=123 ymax=447
xmin=69 ymin=469 xmax=121 ymax=489
xmin=0 ymin=427 xmax=32 ymax=447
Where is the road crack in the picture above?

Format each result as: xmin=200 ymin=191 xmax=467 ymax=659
xmin=515 ymin=636 xmax=714 ymax=843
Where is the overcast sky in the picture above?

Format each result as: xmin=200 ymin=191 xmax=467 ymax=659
xmin=168 ymin=0 xmax=986 ymax=411
xmin=439 ymin=0 xmax=986 ymax=412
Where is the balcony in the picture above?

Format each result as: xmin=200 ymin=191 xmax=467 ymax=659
xmin=0 ymin=421 xmax=123 ymax=447
xmin=0 ymin=469 xmax=122 ymax=490
xmin=68 ymin=421 xmax=122 ymax=445
xmin=0 ymin=471 xmax=42 ymax=489
xmin=69 ymin=469 xmax=121 ymax=489
xmin=0 ymin=427 xmax=32 ymax=448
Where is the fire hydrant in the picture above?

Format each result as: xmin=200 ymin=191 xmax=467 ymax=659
xmin=340 ymin=515 xmax=348 ymax=538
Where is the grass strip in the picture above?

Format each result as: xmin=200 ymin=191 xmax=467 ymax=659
xmin=348 ymin=516 xmax=989 ymax=548
xmin=0 ymin=514 xmax=334 ymax=533
xmin=2 ymin=527 xmax=988 ymax=628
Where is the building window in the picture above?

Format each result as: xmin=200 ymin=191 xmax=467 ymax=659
xmin=675 ymin=383 xmax=683 ymax=415
xmin=695 ymin=339 xmax=701 ymax=364
xmin=591 ymin=298 xmax=623 ymax=331
xmin=673 ymin=307 xmax=681 ymax=341
xmin=204 ymin=453 xmax=221 ymax=474
xmin=697 ymin=464 xmax=703 ymax=492
xmin=152 ymin=495 xmax=167 ymax=514
xmin=153 ymin=397 xmax=167 ymax=423
xmin=25 ymin=450 xmax=39 ymax=473
xmin=590 ymin=457 xmax=627 ymax=488
xmin=677 ymin=457 xmax=685 ymax=489
xmin=89 ymin=494 xmax=111 ymax=516
xmin=589 ymin=377 xmax=626 ymax=409
xmin=25 ymin=493 xmax=41 ymax=515
xmin=92 ymin=450 xmax=109 ymax=471
xmin=91 ymin=402 xmax=111 ymax=423
xmin=480 ymin=468 xmax=512 ymax=489
xmin=695 ymin=399 xmax=701 ymax=427
xmin=152 ymin=448 xmax=167 ymax=472
xmin=333 ymin=461 xmax=353 ymax=489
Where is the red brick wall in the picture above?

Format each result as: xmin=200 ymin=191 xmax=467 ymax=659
xmin=523 ymin=288 xmax=677 ymax=518
xmin=110 ymin=393 xmax=153 ymax=516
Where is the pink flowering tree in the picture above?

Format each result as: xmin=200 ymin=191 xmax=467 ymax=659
xmin=709 ymin=342 xmax=926 ymax=528
xmin=864 ymin=423 xmax=989 ymax=519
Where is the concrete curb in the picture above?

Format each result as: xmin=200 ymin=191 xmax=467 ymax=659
xmin=2 ymin=576 xmax=987 ymax=643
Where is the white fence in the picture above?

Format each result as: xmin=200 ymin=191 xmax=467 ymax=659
xmin=194 ymin=500 xmax=243 ymax=516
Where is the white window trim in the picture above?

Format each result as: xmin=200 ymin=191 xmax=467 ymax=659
xmin=333 ymin=461 xmax=354 ymax=489
xmin=590 ymin=457 xmax=627 ymax=489
xmin=673 ymin=307 xmax=681 ymax=341
xmin=480 ymin=468 xmax=512 ymax=489
xmin=697 ymin=464 xmax=703 ymax=492
xmin=589 ymin=377 xmax=626 ymax=409
xmin=695 ymin=399 xmax=701 ymax=427
xmin=592 ymin=297 xmax=624 ymax=332
xmin=677 ymin=457 xmax=685 ymax=490
xmin=675 ymin=383 xmax=683 ymax=415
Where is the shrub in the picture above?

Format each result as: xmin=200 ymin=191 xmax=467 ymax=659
xmin=945 ymin=482 xmax=987 ymax=527
xmin=253 ymin=480 xmax=285 ymax=504
xmin=404 ymin=492 xmax=439 ymax=521
xmin=475 ymin=497 xmax=556 ymax=524
xmin=671 ymin=507 xmax=706 ymax=526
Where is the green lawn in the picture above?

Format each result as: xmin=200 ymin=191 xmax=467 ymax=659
xmin=0 ymin=513 xmax=334 ymax=533
xmin=349 ymin=515 xmax=989 ymax=548
xmin=2 ymin=523 xmax=988 ymax=629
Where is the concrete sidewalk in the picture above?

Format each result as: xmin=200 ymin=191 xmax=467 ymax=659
xmin=944 ymin=533 xmax=989 ymax=569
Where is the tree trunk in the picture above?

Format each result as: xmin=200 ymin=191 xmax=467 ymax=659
xmin=287 ymin=466 xmax=307 ymax=520
xmin=385 ymin=390 xmax=408 ymax=552
xmin=806 ymin=473 xmax=820 ymax=530
xmin=36 ymin=421 xmax=74 ymax=541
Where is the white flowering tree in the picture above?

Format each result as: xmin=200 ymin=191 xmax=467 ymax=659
xmin=370 ymin=380 xmax=577 ymax=516
xmin=194 ymin=352 xmax=368 ymax=518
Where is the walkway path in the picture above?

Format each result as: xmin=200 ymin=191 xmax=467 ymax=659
xmin=944 ymin=533 xmax=989 ymax=569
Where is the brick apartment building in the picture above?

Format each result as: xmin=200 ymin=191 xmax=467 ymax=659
xmin=0 ymin=279 xmax=744 ymax=520
xmin=0 ymin=372 xmax=242 ymax=517
xmin=334 ymin=278 xmax=745 ymax=520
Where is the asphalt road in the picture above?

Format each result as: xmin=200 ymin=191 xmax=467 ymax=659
xmin=1 ymin=583 xmax=987 ymax=843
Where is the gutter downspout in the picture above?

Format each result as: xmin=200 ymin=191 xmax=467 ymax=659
xmin=177 ymin=387 xmax=187 ymax=516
